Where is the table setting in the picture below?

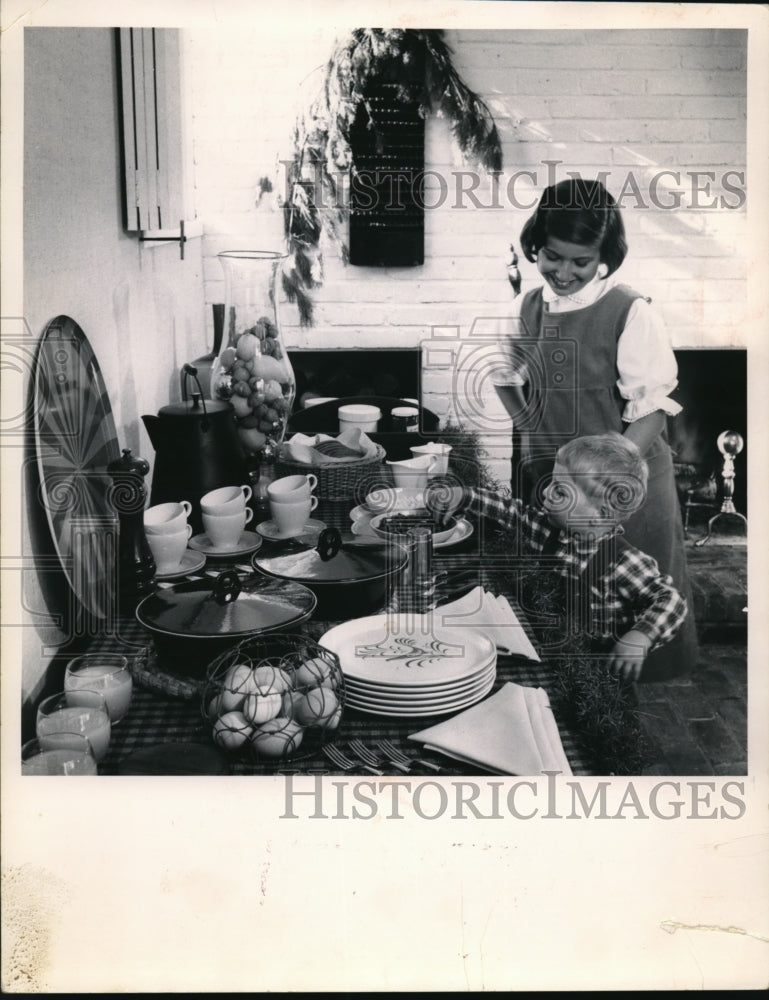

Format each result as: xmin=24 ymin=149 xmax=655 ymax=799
xmin=26 ymin=313 xmax=598 ymax=778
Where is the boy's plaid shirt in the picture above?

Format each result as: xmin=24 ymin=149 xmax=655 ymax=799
xmin=463 ymin=487 xmax=688 ymax=649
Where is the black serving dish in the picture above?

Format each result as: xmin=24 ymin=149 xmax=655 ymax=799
xmin=135 ymin=570 xmax=317 ymax=679
xmin=252 ymin=527 xmax=408 ymax=620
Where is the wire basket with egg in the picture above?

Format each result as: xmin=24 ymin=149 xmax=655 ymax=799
xmin=201 ymin=634 xmax=345 ymax=762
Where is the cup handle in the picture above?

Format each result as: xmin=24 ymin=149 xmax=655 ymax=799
xmin=181 ymin=500 xmax=192 ymax=516
xmin=244 ymin=508 xmax=254 ymax=525
xmin=307 ymin=474 xmax=318 ymax=492
xmin=185 ymin=524 xmax=193 ymax=539
xmin=241 ymin=485 xmax=253 ymax=503
xmin=309 ymin=495 xmax=318 ymax=512
xmin=427 ymin=455 xmax=439 ymax=471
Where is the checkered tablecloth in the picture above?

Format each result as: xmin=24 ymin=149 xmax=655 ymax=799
xmin=99 ymin=652 xmax=594 ymax=776
xmin=89 ymin=540 xmax=596 ymax=776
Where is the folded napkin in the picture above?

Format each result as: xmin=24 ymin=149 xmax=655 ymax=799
xmin=437 ymin=586 xmax=540 ymax=661
xmin=281 ymin=428 xmax=379 ymax=466
xmin=409 ymin=682 xmax=572 ymax=776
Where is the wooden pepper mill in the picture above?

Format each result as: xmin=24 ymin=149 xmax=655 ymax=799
xmin=107 ymin=448 xmax=156 ymax=610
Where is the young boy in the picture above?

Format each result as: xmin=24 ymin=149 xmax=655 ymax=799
xmin=429 ymin=433 xmax=688 ymax=681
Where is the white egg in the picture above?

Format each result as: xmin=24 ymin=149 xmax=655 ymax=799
xmin=323 ymin=705 xmax=343 ymax=731
xmin=220 ymin=662 xmax=257 ymax=711
xmin=251 ymin=718 xmax=304 ymax=758
xmin=212 ymin=711 xmax=252 ymax=750
xmin=281 ymin=689 xmax=305 ymax=716
xmin=295 ymin=686 xmax=339 ymax=727
xmin=243 ymin=691 xmax=283 ymax=725
xmin=295 ymin=656 xmax=332 ymax=688
xmin=206 ymin=692 xmax=225 ymax=719
xmin=252 ymin=664 xmax=293 ymax=695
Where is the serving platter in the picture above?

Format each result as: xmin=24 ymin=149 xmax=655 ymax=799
xmin=33 ymin=316 xmax=122 ymax=619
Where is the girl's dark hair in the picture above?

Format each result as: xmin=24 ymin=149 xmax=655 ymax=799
xmin=520 ymin=178 xmax=628 ymax=277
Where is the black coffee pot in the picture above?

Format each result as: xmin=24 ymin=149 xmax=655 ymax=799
xmin=142 ymin=367 xmax=248 ymax=536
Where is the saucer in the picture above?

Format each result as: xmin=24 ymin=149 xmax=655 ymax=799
xmin=154 ymin=549 xmax=206 ymax=580
xmin=256 ymin=518 xmax=326 ymax=541
xmin=188 ymin=532 xmax=263 ymax=558
xmin=351 ymin=514 xmax=473 ymax=550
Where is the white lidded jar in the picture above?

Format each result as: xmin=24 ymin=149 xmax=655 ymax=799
xmin=338 ymin=404 xmax=381 ymax=434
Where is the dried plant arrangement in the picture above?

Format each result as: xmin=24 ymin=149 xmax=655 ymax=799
xmin=280 ymin=29 xmax=503 ymax=325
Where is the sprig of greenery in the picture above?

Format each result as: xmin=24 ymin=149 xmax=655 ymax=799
xmin=281 ymin=29 xmax=503 ymax=326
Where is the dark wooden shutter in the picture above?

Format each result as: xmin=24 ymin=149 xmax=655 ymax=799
xmin=349 ymin=83 xmax=425 ymax=267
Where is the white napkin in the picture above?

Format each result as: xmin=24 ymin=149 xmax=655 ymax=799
xmin=408 ymin=681 xmax=572 ymax=776
xmin=281 ymin=428 xmax=379 ymax=465
xmin=437 ymin=586 xmax=540 ymax=661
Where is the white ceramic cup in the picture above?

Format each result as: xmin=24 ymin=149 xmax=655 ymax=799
xmin=386 ymin=455 xmax=438 ymax=490
xmin=200 ymin=485 xmax=253 ymax=516
xmin=146 ymin=524 xmax=193 ymax=573
xmin=267 ymin=474 xmax=318 ymax=502
xmin=269 ymin=494 xmax=318 ymax=536
xmin=202 ymin=507 xmax=253 ymax=550
xmin=410 ymin=442 xmax=453 ymax=476
xmin=144 ymin=500 xmax=192 ymax=535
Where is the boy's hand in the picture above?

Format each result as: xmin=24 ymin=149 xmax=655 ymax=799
xmin=607 ymin=629 xmax=652 ymax=682
xmin=424 ymin=481 xmax=466 ymax=528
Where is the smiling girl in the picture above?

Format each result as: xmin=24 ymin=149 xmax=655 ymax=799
xmin=496 ymin=177 xmax=698 ymax=680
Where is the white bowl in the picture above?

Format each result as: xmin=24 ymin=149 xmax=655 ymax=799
xmin=364 ymin=486 xmax=425 ymax=514
xmin=368 ymin=510 xmax=459 ymax=546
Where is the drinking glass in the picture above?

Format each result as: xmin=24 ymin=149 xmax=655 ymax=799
xmin=37 ymin=690 xmax=112 ymax=763
xmin=22 ymin=733 xmax=98 ymax=775
xmin=64 ymin=653 xmax=133 ymax=724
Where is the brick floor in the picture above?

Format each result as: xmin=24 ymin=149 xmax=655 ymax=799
xmin=636 ymin=531 xmax=747 ymax=776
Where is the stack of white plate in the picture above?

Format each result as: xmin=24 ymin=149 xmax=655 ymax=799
xmin=319 ymin=614 xmax=497 ymax=717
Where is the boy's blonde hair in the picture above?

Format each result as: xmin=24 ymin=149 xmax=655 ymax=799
xmin=556 ymin=432 xmax=648 ymax=520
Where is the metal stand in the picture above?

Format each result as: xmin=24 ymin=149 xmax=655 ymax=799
xmin=695 ymin=430 xmax=747 ymax=546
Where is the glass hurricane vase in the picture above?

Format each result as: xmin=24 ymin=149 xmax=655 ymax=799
xmin=211 ymin=251 xmax=295 ymax=459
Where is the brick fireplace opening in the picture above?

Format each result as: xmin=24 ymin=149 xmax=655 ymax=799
xmin=668 ymin=348 xmax=747 ymax=518
xmin=287 ymin=348 xmax=421 ymax=409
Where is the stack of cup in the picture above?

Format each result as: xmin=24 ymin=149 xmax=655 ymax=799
xmin=144 ymin=500 xmax=193 ymax=574
xmin=200 ymin=485 xmax=253 ymax=551
xmin=267 ymin=474 xmax=318 ymax=537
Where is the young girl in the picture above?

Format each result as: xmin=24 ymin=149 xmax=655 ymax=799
xmin=494 ymin=177 xmax=698 ymax=681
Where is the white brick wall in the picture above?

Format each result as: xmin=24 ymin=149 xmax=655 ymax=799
xmin=186 ymin=27 xmax=747 ymax=485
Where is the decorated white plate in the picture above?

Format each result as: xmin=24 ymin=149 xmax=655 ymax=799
xmin=319 ymin=614 xmax=495 ymax=687
xmin=154 ymin=549 xmax=206 ymax=580
xmin=345 ymin=673 xmax=496 ymax=718
xmin=344 ymin=661 xmax=497 ymax=704
xmin=188 ymin=532 xmax=263 ymax=557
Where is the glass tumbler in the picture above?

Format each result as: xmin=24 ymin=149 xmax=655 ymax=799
xmin=64 ymin=653 xmax=133 ymax=724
